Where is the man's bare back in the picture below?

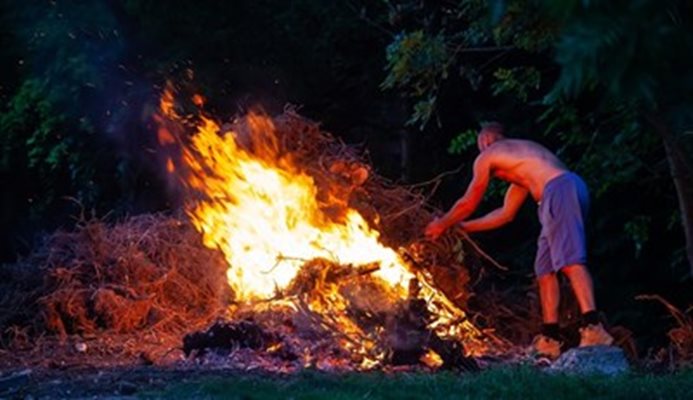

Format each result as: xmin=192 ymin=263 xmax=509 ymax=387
xmin=424 ymin=127 xmax=571 ymax=238
xmin=482 ymin=139 xmax=567 ymax=201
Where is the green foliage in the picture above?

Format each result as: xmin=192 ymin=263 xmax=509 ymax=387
xmin=380 ymin=0 xmax=560 ymax=132
xmin=2 ymin=80 xmax=66 ymax=169
xmin=448 ymin=129 xmax=478 ymax=155
xmin=382 ymin=31 xmax=449 ymax=128
xmin=382 ymin=31 xmax=449 ymax=95
xmin=491 ymin=1 xmax=557 ymax=52
xmin=0 ymin=2 xmax=125 ymax=216
xmin=492 ymin=67 xmax=541 ymax=102
xmin=0 ymin=79 xmax=82 ymax=210
xmin=408 ymin=96 xmax=438 ymax=130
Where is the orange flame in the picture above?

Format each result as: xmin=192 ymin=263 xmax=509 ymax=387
xmin=182 ymin=113 xmax=413 ymax=301
xmin=166 ymin=158 xmax=175 ymax=173
xmin=160 ymin=82 xmax=177 ymax=118
xmin=156 ymin=86 xmax=413 ymax=302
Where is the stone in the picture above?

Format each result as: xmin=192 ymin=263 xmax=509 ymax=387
xmin=550 ymin=345 xmax=629 ymax=376
xmin=74 ymin=342 xmax=87 ymax=353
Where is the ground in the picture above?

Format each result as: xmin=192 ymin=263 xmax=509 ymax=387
xmin=2 ymin=365 xmax=692 ymax=399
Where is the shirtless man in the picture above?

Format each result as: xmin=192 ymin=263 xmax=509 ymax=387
xmin=424 ymin=122 xmax=613 ymax=358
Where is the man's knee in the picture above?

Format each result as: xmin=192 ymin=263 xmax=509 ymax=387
xmin=537 ymin=272 xmax=558 ymax=286
xmin=560 ymin=263 xmax=589 ymax=276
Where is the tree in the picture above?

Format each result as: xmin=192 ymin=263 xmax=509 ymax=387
xmin=541 ymin=0 xmax=693 ymax=276
xmin=378 ymin=0 xmax=693 ymax=276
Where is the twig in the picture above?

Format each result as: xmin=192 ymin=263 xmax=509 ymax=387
xmin=636 ymin=294 xmax=690 ymax=327
xmin=407 ymin=165 xmax=464 ymax=189
xmin=453 ymin=227 xmax=509 ymax=271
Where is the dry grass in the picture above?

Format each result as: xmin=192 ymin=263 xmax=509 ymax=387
xmin=1 ymin=214 xmax=229 ymax=346
xmin=638 ymin=295 xmax=693 ymax=369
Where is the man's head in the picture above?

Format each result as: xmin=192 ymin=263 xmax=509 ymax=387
xmin=477 ymin=122 xmax=505 ymax=151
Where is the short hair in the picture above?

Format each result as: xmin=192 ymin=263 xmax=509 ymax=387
xmin=479 ymin=121 xmax=505 ymax=136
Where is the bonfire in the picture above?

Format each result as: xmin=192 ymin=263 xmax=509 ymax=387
xmin=154 ymin=84 xmax=509 ymax=371
xmin=0 ymin=84 xmax=512 ymax=373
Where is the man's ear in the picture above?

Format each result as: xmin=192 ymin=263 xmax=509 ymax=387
xmin=479 ymin=137 xmax=488 ymax=151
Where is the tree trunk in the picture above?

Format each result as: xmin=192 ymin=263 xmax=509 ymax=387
xmin=648 ymin=113 xmax=693 ymax=276
xmin=400 ymin=127 xmax=412 ymax=182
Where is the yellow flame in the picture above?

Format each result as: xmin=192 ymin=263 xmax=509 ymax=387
xmin=420 ymin=349 xmax=444 ymax=368
xmin=177 ymin=111 xmax=412 ymax=301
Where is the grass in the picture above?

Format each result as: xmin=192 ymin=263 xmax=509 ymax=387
xmin=144 ymin=367 xmax=693 ymax=399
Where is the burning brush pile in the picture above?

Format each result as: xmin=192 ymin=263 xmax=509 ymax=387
xmin=154 ymin=89 xmax=510 ymax=371
xmin=0 ymin=88 xmax=512 ymax=372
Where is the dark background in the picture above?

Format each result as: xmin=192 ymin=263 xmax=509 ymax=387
xmin=1 ymin=1 xmax=691 ymax=353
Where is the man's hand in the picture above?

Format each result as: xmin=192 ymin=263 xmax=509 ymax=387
xmin=424 ymin=217 xmax=448 ymax=240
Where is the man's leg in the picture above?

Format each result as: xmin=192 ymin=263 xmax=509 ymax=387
xmin=534 ymin=216 xmax=561 ymax=357
xmin=534 ymin=272 xmax=562 ymax=357
xmin=561 ymin=264 xmax=595 ymax=313
xmin=537 ymin=272 xmax=560 ymax=323
xmin=562 ymin=263 xmax=614 ymax=346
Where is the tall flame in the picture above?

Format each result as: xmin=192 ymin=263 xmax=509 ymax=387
xmin=164 ymin=103 xmax=412 ymax=302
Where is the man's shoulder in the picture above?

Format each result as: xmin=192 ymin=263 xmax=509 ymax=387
xmin=500 ymin=138 xmax=541 ymax=147
xmin=482 ymin=140 xmax=523 ymax=157
xmin=492 ymin=138 xmax=556 ymax=156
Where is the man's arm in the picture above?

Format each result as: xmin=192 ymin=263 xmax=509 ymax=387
xmin=425 ymin=155 xmax=491 ymax=238
xmin=440 ymin=155 xmax=491 ymax=226
xmin=459 ymin=184 xmax=528 ymax=232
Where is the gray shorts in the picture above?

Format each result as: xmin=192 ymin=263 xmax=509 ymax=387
xmin=534 ymin=172 xmax=590 ymax=277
